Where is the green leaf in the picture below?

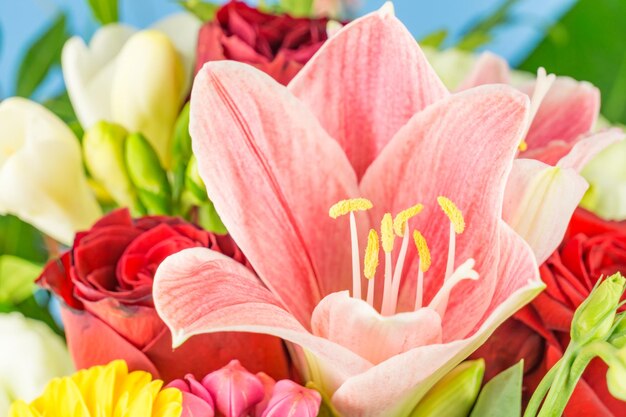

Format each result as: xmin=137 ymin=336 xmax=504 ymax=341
xmin=279 ymin=0 xmax=314 ymax=17
xmin=0 ymin=255 xmax=42 ymax=304
xmin=470 ymin=361 xmax=523 ymax=417
xmin=419 ymin=30 xmax=448 ymax=49
xmin=16 ymin=14 xmax=68 ymax=98
xmin=87 ymin=0 xmax=119 ymax=24
xmin=172 ymin=103 xmax=192 ymax=204
xmin=0 ymin=215 xmax=47 ymax=263
xmin=520 ymin=0 xmax=626 ymax=124
xmin=178 ymin=0 xmax=220 ymax=21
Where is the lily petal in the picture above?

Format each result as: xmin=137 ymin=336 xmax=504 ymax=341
xmin=62 ymin=25 xmax=136 ymax=128
xmin=190 ymin=61 xmax=363 ymax=324
xmin=288 ymin=4 xmax=448 ymax=179
xmin=503 ymin=159 xmax=588 ymax=264
xmin=521 ymin=77 xmax=600 ymax=149
xmin=457 ymin=51 xmax=510 ymax=90
xmin=153 ymin=248 xmax=372 ymax=393
xmin=360 ymin=85 xmax=530 ymax=338
xmin=311 ymin=291 xmax=442 ymax=365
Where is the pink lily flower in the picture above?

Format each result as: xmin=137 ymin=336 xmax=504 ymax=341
xmin=459 ymin=52 xmax=625 ymax=263
xmin=151 ymin=4 xmax=574 ymax=416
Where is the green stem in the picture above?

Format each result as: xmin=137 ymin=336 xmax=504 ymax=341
xmin=535 ymin=345 xmax=578 ymax=417
xmin=523 ymin=363 xmax=559 ymax=417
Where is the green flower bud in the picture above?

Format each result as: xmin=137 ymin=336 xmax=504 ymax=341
xmin=571 ymin=273 xmax=626 ymax=345
xmin=83 ymin=121 xmax=141 ymax=211
xmin=125 ymin=133 xmax=172 ymax=215
xmin=185 ymin=155 xmax=208 ymax=203
xmin=606 ymin=346 xmax=626 ymax=401
xmin=410 ymin=359 xmax=484 ymax=417
xmin=609 ymin=313 xmax=626 ymax=349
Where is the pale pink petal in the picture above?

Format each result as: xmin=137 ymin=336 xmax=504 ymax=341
xmin=556 ymin=129 xmax=625 ymax=171
xmin=153 ymin=248 xmax=372 ymax=392
xmin=331 ymin=258 xmax=543 ymax=417
xmin=520 ymin=77 xmax=600 ymax=148
xmin=360 ymin=85 xmax=530 ymax=340
xmin=202 ymin=360 xmax=264 ymax=417
xmin=503 ymin=158 xmax=588 ymax=264
xmin=288 ymin=4 xmax=448 ymax=179
xmin=261 ymin=380 xmax=321 ymax=417
xmin=457 ymin=51 xmax=510 ymax=90
xmin=190 ymin=61 xmax=363 ymax=324
xmin=310 ymin=291 xmax=442 ymax=364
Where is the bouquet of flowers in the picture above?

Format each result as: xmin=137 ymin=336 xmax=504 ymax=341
xmin=1 ymin=1 xmax=626 ymax=416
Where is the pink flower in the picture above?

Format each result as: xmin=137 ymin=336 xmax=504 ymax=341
xmin=152 ymin=4 xmax=594 ymax=416
xmin=459 ymin=52 xmax=624 ymax=263
xmin=169 ymin=360 xmax=320 ymax=417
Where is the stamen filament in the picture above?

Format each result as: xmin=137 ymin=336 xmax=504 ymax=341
xmin=415 ymin=263 xmax=424 ymax=310
xmin=381 ymin=252 xmax=393 ymax=314
xmin=386 ymin=224 xmax=409 ymax=315
xmin=429 ymin=259 xmax=479 ymax=318
xmin=350 ymin=212 xmax=362 ymax=300
xmin=366 ymin=278 xmax=375 ymax=306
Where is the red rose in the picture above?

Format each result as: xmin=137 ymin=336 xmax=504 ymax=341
xmin=474 ymin=208 xmax=626 ymax=416
xmin=195 ymin=0 xmax=331 ymax=85
xmin=38 ymin=209 xmax=289 ymax=382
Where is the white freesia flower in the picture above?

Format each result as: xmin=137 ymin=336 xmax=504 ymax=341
xmin=0 ymin=313 xmax=73 ymax=416
xmin=62 ymin=13 xmax=201 ymax=167
xmin=0 ymin=98 xmax=101 ymax=245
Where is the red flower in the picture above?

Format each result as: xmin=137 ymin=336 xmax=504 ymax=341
xmin=475 ymin=208 xmax=626 ymax=416
xmin=38 ymin=209 xmax=289 ymax=382
xmin=195 ymin=0 xmax=331 ymax=85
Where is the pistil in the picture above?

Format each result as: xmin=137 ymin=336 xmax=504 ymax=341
xmin=429 ymin=259 xmax=479 ymax=318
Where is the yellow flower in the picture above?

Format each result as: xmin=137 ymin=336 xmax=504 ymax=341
xmin=8 ymin=360 xmax=182 ymax=417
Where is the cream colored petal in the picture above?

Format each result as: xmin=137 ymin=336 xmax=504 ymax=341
xmin=62 ymin=24 xmax=136 ymax=128
xmin=503 ymin=158 xmax=588 ymax=264
xmin=150 ymin=12 xmax=202 ymax=95
xmin=111 ymin=30 xmax=185 ymax=168
xmin=0 ymin=98 xmax=101 ymax=244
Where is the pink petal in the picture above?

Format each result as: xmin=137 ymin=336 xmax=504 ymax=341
xmin=288 ymin=5 xmax=448 ymax=179
xmin=168 ymin=375 xmax=216 ymax=417
xmin=521 ymin=76 xmax=600 ymax=148
xmin=202 ymin=360 xmax=265 ymax=417
xmin=503 ymin=159 xmax=588 ymax=264
xmin=310 ymin=291 xmax=442 ymax=364
xmin=190 ymin=61 xmax=363 ymax=325
xmin=331 ymin=252 xmax=542 ymax=417
xmin=261 ymin=380 xmax=322 ymax=417
xmin=360 ymin=85 xmax=530 ymax=340
xmin=153 ymin=248 xmax=372 ymax=392
xmin=457 ymin=51 xmax=510 ymax=90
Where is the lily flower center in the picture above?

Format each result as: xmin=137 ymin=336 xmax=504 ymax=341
xmin=329 ymin=197 xmax=479 ymax=318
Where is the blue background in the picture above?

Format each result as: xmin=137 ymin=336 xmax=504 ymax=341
xmin=0 ymin=0 xmax=575 ymax=100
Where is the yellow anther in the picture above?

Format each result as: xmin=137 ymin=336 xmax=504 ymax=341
xmin=413 ymin=230 xmax=431 ymax=272
xmin=364 ymin=229 xmax=380 ymax=279
xmin=392 ymin=204 xmax=424 ymax=237
xmin=437 ymin=196 xmax=465 ymax=234
xmin=381 ymin=213 xmax=394 ymax=253
xmin=518 ymin=139 xmax=528 ymax=152
xmin=329 ymin=198 xmax=373 ymax=219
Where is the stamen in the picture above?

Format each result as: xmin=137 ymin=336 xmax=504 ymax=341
xmin=413 ymin=230 xmax=431 ymax=310
xmin=413 ymin=231 xmax=431 ymax=272
xmin=380 ymin=213 xmax=395 ymax=314
xmin=518 ymin=139 xmax=528 ymax=152
xmin=437 ymin=196 xmax=465 ymax=234
xmin=330 ymin=198 xmax=373 ymax=300
xmin=393 ymin=204 xmax=424 ymax=237
xmin=381 ymin=213 xmax=395 ymax=253
xmin=329 ymin=198 xmax=373 ymax=219
xmin=429 ymin=259 xmax=479 ymax=318
xmin=364 ymin=229 xmax=380 ymax=306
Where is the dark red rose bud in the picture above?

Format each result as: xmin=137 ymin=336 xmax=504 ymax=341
xmin=38 ymin=208 xmax=289 ymax=382
xmin=195 ymin=0 xmax=332 ymax=85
